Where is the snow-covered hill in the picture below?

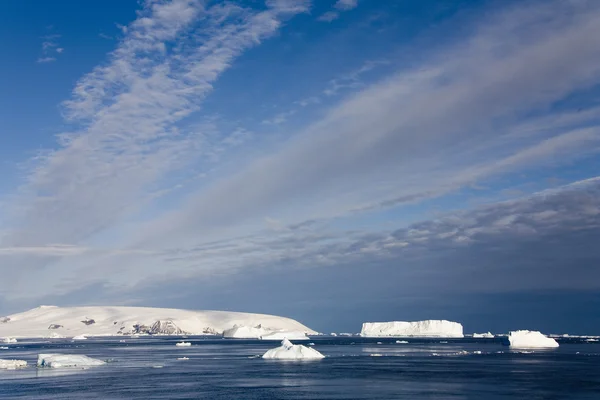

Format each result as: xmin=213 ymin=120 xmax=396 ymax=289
xmin=0 ymin=306 xmax=316 ymax=339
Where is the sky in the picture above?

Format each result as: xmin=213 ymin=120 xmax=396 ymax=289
xmin=0 ymin=0 xmax=599 ymax=334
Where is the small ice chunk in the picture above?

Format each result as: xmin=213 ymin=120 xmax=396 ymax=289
xmin=1 ymin=337 xmax=17 ymax=344
xmin=175 ymin=341 xmax=191 ymax=347
xmin=72 ymin=335 xmax=87 ymax=340
xmin=472 ymin=332 xmax=494 ymax=338
xmin=508 ymin=330 xmax=559 ymax=348
xmin=37 ymin=354 xmax=105 ymax=368
xmin=259 ymin=331 xmax=309 ymax=341
xmin=0 ymin=359 xmax=27 ymax=369
xmin=262 ymin=339 xmax=325 ymax=360
xmin=177 ymin=357 xmax=189 ymax=360
xmin=395 ymin=340 xmax=408 ymax=344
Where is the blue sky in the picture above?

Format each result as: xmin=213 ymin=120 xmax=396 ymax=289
xmin=1 ymin=0 xmax=600 ymax=334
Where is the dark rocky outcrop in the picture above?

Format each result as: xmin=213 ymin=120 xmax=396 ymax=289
xmin=48 ymin=324 xmax=63 ymax=329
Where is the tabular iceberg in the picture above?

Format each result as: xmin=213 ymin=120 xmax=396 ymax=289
xmin=262 ymin=338 xmax=325 ymax=360
xmin=472 ymin=332 xmax=494 ymax=338
xmin=361 ymin=320 xmax=464 ymax=338
xmin=0 ymin=359 xmax=27 ymax=369
xmin=508 ymin=330 xmax=559 ymax=348
xmin=37 ymin=354 xmax=106 ymax=368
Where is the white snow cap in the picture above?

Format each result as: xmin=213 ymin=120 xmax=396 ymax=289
xmin=508 ymin=330 xmax=559 ymax=348
xmin=37 ymin=354 xmax=105 ymax=368
xmin=262 ymin=338 xmax=325 ymax=360
xmin=361 ymin=320 xmax=464 ymax=338
xmin=0 ymin=359 xmax=27 ymax=369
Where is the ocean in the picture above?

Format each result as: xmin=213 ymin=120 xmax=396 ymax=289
xmin=1 ymin=336 xmax=599 ymax=399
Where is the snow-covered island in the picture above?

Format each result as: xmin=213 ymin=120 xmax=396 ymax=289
xmin=361 ymin=320 xmax=464 ymax=338
xmin=0 ymin=306 xmax=316 ymax=339
xmin=508 ymin=330 xmax=559 ymax=348
xmin=262 ymin=338 xmax=325 ymax=360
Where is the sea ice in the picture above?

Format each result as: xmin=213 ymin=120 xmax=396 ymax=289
xmin=361 ymin=320 xmax=464 ymax=338
xmin=37 ymin=354 xmax=105 ymax=368
xmin=508 ymin=330 xmax=559 ymax=348
xmin=0 ymin=359 xmax=27 ymax=369
xmin=262 ymin=338 xmax=325 ymax=360
xmin=259 ymin=331 xmax=309 ymax=341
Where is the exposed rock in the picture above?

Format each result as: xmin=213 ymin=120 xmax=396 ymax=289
xmin=81 ymin=318 xmax=96 ymax=326
xmin=203 ymin=327 xmax=219 ymax=335
xmin=0 ymin=317 xmax=10 ymax=323
xmin=149 ymin=320 xmax=188 ymax=335
xmin=48 ymin=324 xmax=63 ymax=330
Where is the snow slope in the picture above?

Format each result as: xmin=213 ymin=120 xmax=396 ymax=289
xmin=0 ymin=306 xmax=316 ymax=338
xmin=259 ymin=331 xmax=309 ymax=340
xmin=262 ymin=338 xmax=325 ymax=360
xmin=508 ymin=330 xmax=559 ymax=348
xmin=361 ymin=320 xmax=464 ymax=338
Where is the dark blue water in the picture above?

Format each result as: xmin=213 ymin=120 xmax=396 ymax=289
xmin=1 ymin=337 xmax=599 ymax=399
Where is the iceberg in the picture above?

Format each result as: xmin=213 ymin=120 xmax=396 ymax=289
xmin=175 ymin=341 xmax=191 ymax=347
xmin=259 ymin=331 xmax=309 ymax=341
xmin=361 ymin=320 xmax=464 ymax=338
xmin=37 ymin=354 xmax=105 ymax=368
xmin=262 ymin=338 xmax=325 ymax=360
xmin=2 ymin=337 xmax=17 ymax=343
xmin=508 ymin=330 xmax=559 ymax=348
xmin=222 ymin=325 xmax=269 ymax=339
xmin=0 ymin=359 xmax=27 ymax=369
xmin=473 ymin=332 xmax=494 ymax=338
xmin=72 ymin=335 xmax=87 ymax=340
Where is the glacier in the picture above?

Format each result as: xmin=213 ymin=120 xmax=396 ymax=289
xmin=37 ymin=354 xmax=105 ymax=368
xmin=260 ymin=331 xmax=309 ymax=341
xmin=262 ymin=338 xmax=325 ymax=360
xmin=0 ymin=306 xmax=315 ymax=339
xmin=508 ymin=330 xmax=559 ymax=348
xmin=361 ymin=320 xmax=464 ymax=338
xmin=0 ymin=359 xmax=27 ymax=369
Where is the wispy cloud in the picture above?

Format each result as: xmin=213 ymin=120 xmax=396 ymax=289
xmin=318 ymin=0 xmax=359 ymax=22
xmin=37 ymin=33 xmax=63 ymax=63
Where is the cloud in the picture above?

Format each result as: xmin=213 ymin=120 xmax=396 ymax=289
xmin=3 ymin=0 xmax=600 ymax=308
xmin=318 ymin=0 xmax=358 ymax=22
xmin=138 ymin=0 xmax=600 ymax=249
xmin=37 ymin=33 xmax=63 ymax=63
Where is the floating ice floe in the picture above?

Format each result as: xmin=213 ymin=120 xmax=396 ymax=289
xmin=175 ymin=341 xmax=191 ymax=347
xmin=262 ymin=338 xmax=325 ymax=360
xmin=395 ymin=340 xmax=409 ymax=344
xmin=1 ymin=337 xmax=17 ymax=344
xmin=0 ymin=359 xmax=27 ymax=369
xmin=472 ymin=332 xmax=494 ymax=338
xmin=72 ymin=335 xmax=87 ymax=340
xmin=259 ymin=331 xmax=309 ymax=341
xmin=508 ymin=330 xmax=559 ymax=348
xmin=37 ymin=354 xmax=105 ymax=368
xmin=361 ymin=320 xmax=464 ymax=338
xmin=177 ymin=357 xmax=189 ymax=360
